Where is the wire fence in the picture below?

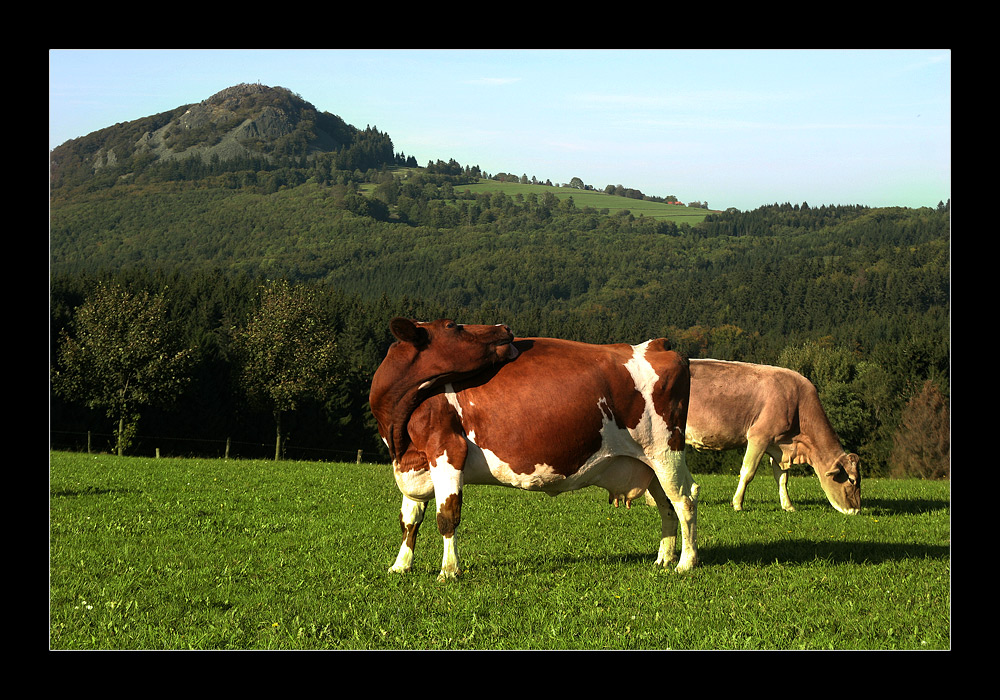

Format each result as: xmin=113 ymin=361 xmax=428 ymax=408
xmin=49 ymin=430 xmax=388 ymax=464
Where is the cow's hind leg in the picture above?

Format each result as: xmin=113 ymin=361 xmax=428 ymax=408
xmin=650 ymin=450 xmax=699 ymax=573
xmin=389 ymin=495 xmax=427 ymax=574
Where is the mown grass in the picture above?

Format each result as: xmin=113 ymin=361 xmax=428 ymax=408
xmin=49 ymin=451 xmax=949 ymax=650
xmin=373 ymin=167 xmax=710 ymax=222
xmin=447 ymin=180 xmax=714 ymax=223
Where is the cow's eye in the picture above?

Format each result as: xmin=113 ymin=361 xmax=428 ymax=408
xmin=446 ymin=321 xmax=456 ymax=329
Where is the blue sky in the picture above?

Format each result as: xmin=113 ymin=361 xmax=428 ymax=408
xmin=49 ymin=49 xmax=950 ymax=212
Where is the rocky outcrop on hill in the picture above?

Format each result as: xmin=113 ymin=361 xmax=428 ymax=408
xmin=129 ymin=83 xmax=351 ymax=165
xmin=52 ymin=83 xmax=363 ymax=186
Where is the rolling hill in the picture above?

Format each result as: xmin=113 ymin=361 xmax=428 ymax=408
xmin=48 ymin=83 xmax=950 ymax=473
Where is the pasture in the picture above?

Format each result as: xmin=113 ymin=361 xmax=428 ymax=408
xmin=49 ymin=451 xmax=949 ymax=650
xmin=450 ymin=180 xmax=714 ymax=223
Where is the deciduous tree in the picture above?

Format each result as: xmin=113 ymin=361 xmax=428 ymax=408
xmin=53 ymin=281 xmax=196 ymax=455
xmin=231 ymin=280 xmax=341 ymax=460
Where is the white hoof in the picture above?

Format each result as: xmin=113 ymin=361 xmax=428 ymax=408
xmin=675 ymin=555 xmax=698 ymax=573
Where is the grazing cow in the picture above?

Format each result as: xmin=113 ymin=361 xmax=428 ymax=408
xmin=370 ymin=318 xmax=699 ymax=581
xmin=683 ymin=358 xmax=861 ymax=514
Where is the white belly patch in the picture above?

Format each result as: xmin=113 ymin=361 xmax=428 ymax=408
xmin=461 ymin=397 xmax=653 ymax=499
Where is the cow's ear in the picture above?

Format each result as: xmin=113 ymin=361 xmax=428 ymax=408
xmin=844 ymin=453 xmax=861 ymax=479
xmin=390 ymin=317 xmax=428 ymax=345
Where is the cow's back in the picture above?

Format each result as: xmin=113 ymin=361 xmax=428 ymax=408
xmin=686 ymin=359 xmax=805 ymax=450
xmin=430 ymin=338 xmax=641 ymax=471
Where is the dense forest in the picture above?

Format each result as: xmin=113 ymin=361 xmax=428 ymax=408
xmin=49 ymin=84 xmax=950 ymax=478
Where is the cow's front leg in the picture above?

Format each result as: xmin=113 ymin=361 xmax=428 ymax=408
xmin=732 ymin=440 xmax=767 ymax=511
xmin=646 ymin=478 xmax=678 ymax=568
xmin=389 ymin=495 xmax=427 ymax=574
xmin=430 ymin=447 xmax=467 ymax=582
xmin=768 ymin=450 xmax=795 ymax=511
xmin=650 ymin=450 xmax=699 ymax=573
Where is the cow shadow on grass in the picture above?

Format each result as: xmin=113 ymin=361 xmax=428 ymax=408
xmin=496 ymin=494 xmax=951 ymax=571
xmin=699 ymin=539 xmax=950 ymax=568
xmin=765 ymin=494 xmax=949 ymax=517
xmin=514 ymin=538 xmax=950 ymax=572
xmin=50 ymin=486 xmax=136 ymax=498
xmin=856 ymin=495 xmax=950 ymax=517
xmin=694 ymin=494 xmax=950 ymax=567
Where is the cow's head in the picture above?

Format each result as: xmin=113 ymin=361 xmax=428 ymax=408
xmin=388 ymin=318 xmax=518 ymax=386
xmin=819 ymin=452 xmax=861 ymax=515
xmin=371 ymin=318 xmax=518 ymax=461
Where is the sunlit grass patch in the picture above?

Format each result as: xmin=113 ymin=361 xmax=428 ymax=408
xmin=50 ymin=452 xmax=949 ymax=650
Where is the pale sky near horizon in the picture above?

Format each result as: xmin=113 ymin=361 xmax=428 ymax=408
xmin=49 ymin=49 xmax=950 ymax=212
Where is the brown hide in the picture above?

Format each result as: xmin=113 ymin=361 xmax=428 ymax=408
xmin=686 ymin=359 xmax=860 ymax=513
xmin=369 ymin=318 xmax=517 ymax=462
xmin=370 ymin=323 xmax=699 ymax=578
xmin=415 ymin=337 xmax=687 ymax=477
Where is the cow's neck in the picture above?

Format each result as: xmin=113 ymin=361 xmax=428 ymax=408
xmin=796 ymin=409 xmax=846 ymax=466
xmin=371 ymin=373 xmax=422 ymax=463
xmin=386 ymin=384 xmax=425 ymax=462
xmin=374 ymin=363 xmax=483 ymax=462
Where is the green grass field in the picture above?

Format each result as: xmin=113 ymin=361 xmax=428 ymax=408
xmin=49 ymin=451 xmax=950 ymax=650
xmin=454 ymin=180 xmax=714 ymax=223
xmin=370 ymin=170 xmax=714 ymax=223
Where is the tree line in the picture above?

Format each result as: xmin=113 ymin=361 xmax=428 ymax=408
xmin=49 ymin=143 xmax=949 ymax=476
xmin=50 ymin=237 xmax=949 ymax=478
xmin=51 ymin=271 xmax=400 ymax=462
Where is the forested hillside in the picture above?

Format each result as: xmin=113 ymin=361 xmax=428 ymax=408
xmin=49 ymin=84 xmax=950 ymax=478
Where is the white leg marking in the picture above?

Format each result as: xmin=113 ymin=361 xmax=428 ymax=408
xmin=440 ymin=535 xmax=460 ymax=582
xmin=652 ymin=450 xmax=699 ymax=572
xmin=389 ymin=496 xmax=426 ymax=573
xmin=431 ymin=451 xmax=464 ymax=581
xmin=623 ymin=343 xmax=698 ymax=572
xmin=646 ymin=478 xmax=679 ymax=568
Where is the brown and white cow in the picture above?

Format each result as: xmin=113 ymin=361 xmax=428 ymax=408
xmin=370 ymin=318 xmax=699 ymax=581
xmin=683 ymin=358 xmax=861 ymax=514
